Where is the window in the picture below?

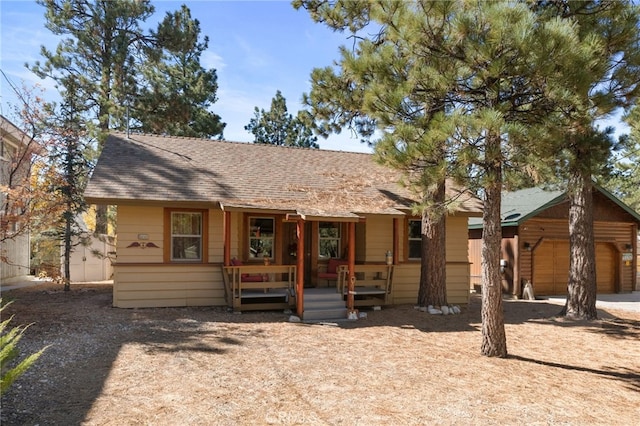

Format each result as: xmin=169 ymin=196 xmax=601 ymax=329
xmin=170 ymin=211 xmax=203 ymax=261
xmin=408 ymin=219 xmax=422 ymax=260
xmin=249 ymin=217 xmax=274 ymax=259
xmin=319 ymin=222 xmax=341 ymax=259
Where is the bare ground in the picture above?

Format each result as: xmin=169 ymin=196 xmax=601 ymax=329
xmin=1 ymin=282 xmax=639 ymax=426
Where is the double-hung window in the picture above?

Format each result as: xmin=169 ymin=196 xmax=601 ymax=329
xmin=408 ymin=219 xmax=422 ymax=260
xmin=249 ymin=217 xmax=274 ymax=259
xmin=318 ymin=222 xmax=341 ymax=259
xmin=169 ymin=210 xmax=204 ymax=262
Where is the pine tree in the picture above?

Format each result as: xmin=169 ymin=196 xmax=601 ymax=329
xmin=296 ymin=0 xmax=589 ymax=357
xmin=245 ymin=90 xmax=319 ymax=148
xmin=134 ymin=5 xmax=225 ymax=138
xmin=29 ymin=0 xmax=156 ymax=234
xmin=30 ymin=1 xmax=227 ymax=233
xmin=532 ymin=1 xmax=640 ymax=320
xmin=47 ymin=78 xmax=91 ymax=291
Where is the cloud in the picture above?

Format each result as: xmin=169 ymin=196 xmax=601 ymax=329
xmin=234 ymin=35 xmax=270 ymax=69
xmin=200 ymin=51 xmax=226 ymax=71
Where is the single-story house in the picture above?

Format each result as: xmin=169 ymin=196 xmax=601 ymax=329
xmin=84 ymin=132 xmax=482 ymax=319
xmin=468 ymin=186 xmax=640 ymax=297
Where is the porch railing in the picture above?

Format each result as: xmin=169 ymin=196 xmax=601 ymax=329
xmin=336 ymin=264 xmax=394 ymax=306
xmin=222 ymin=264 xmax=297 ymax=311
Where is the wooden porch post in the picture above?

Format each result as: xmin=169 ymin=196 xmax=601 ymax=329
xmin=223 ymin=211 xmax=231 ymax=266
xmin=633 ymin=224 xmax=638 ymax=291
xmin=296 ymin=219 xmax=305 ymax=316
xmin=347 ymin=221 xmax=356 ymax=311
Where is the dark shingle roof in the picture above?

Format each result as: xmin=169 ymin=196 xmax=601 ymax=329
xmin=85 ymin=132 xmax=482 ymax=217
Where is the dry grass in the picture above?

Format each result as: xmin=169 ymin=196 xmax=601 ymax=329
xmin=1 ymin=282 xmax=639 ymax=425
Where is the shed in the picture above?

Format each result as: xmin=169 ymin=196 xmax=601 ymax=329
xmin=469 ymin=186 xmax=640 ymax=297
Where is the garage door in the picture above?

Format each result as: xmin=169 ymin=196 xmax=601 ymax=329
xmin=595 ymin=243 xmax=616 ymax=294
xmin=533 ymin=241 xmax=616 ymax=296
xmin=533 ymin=241 xmax=569 ymax=295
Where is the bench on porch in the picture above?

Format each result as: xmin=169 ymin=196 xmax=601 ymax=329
xmin=317 ymin=258 xmax=349 ymax=287
xmin=336 ymin=264 xmax=394 ymax=307
xmin=222 ymin=262 xmax=297 ymax=312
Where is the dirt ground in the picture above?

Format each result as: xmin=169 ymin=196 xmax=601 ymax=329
xmin=1 ymin=282 xmax=639 ymax=426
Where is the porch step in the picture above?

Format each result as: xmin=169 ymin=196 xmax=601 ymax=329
xmin=302 ymin=289 xmax=347 ymax=321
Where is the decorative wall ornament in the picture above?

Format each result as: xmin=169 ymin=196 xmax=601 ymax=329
xmin=126 ymin=241 xmax=159 ymax=249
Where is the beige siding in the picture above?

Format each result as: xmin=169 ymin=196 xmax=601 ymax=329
xmin=117 ymin=206 xmax=165 ymax=263
xmin=207 ymin=209 xmax=224 ymax=263
xmin=370 ymin=215 xmax=471 ymax=306
xmin=446 ymin=216 xmax=470 ymax=262
xmin=363 ymin=215 xmax=393 ymax=263
xmin=469 ymin=239 xmax=482 ymax=289
xmin=355 ymin=222 xmax=367 ymax=263
xmin=114 ymin=206 xmax=227 ymax=308
xmin=114 ymin=205 xmax=471 ymax=308
xmin=391 ymin=262 xmax=470 ymax=306
xmin=113 ymin=264 xmax=225 ymax=308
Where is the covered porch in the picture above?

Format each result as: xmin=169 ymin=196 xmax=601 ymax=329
xmin=220 ymin=205 xmax=400 ymax=320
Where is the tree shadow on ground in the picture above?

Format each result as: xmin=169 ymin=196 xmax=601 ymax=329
xmin=0 ymin=284 xmax=285 ymax=425
xmin=2 ymin=284 xmax=638 ymax=425
xmin=509 ymin=354 xmax=640 ymax=393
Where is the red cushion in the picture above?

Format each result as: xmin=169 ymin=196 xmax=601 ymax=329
xmin=318 ymin=272 xmax=337 ymax=279
xmin=329 ymin=259 xmax=349 ymax=273
xmin=241 ymin=274 xmax=264 ymax=282
xmin=319 ymin=259 xmax=348 ymax=279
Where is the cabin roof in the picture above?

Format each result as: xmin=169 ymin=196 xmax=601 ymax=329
xmin=84 ymin=132 xmax=482 ymax=219
xmin=468 ymin=185 xmax=640 ymax=229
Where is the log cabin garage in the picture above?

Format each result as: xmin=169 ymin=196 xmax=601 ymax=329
xmin=468 ymin=186 xmax=640 ymax=297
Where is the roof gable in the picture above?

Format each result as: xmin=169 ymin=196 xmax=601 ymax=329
xmin=469 ymin=185 xmax=640 ymax=229
xmin=85 ymin=132 xmax=483 ymax=217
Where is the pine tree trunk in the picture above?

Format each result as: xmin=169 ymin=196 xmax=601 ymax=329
xmin=560 ymin=170 xmax=597 ymax=319
xmin=64 ymin=208 xmax=72 ymax=292
xmin=94 ymin=204 xmax=108 ymax=234
xmin=417 ymin=180 xmax=447 ymax=307
xmin=480 ymin=135 xmax=507 ymax=357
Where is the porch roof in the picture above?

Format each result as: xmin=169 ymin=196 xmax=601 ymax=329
xmin=85 ymin=132 xmax=482 ymax=217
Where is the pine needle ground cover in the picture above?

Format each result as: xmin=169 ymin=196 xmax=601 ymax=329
xmin=1 ymin=283 xmax=638 ymax=425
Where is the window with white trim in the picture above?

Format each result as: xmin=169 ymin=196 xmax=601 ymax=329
xmin=171 ymin=211 xmax=203 ymax=261
xmin=318 ymin=222 xmax=341 ymax=259
xmin=248 ymin=217 xmax=274 ymax=259
xmin=408 ymin=219 xmax=422 ymax=260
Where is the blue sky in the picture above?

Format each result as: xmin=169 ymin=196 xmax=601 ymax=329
xmin=0 ymin=0 xmax=372 ymax=152
xmin=0 ymin=0 xmax=629 ymax=151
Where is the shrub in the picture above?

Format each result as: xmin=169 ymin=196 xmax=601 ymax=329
xmin=0 ymin=299 xmax=48 ymax=395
